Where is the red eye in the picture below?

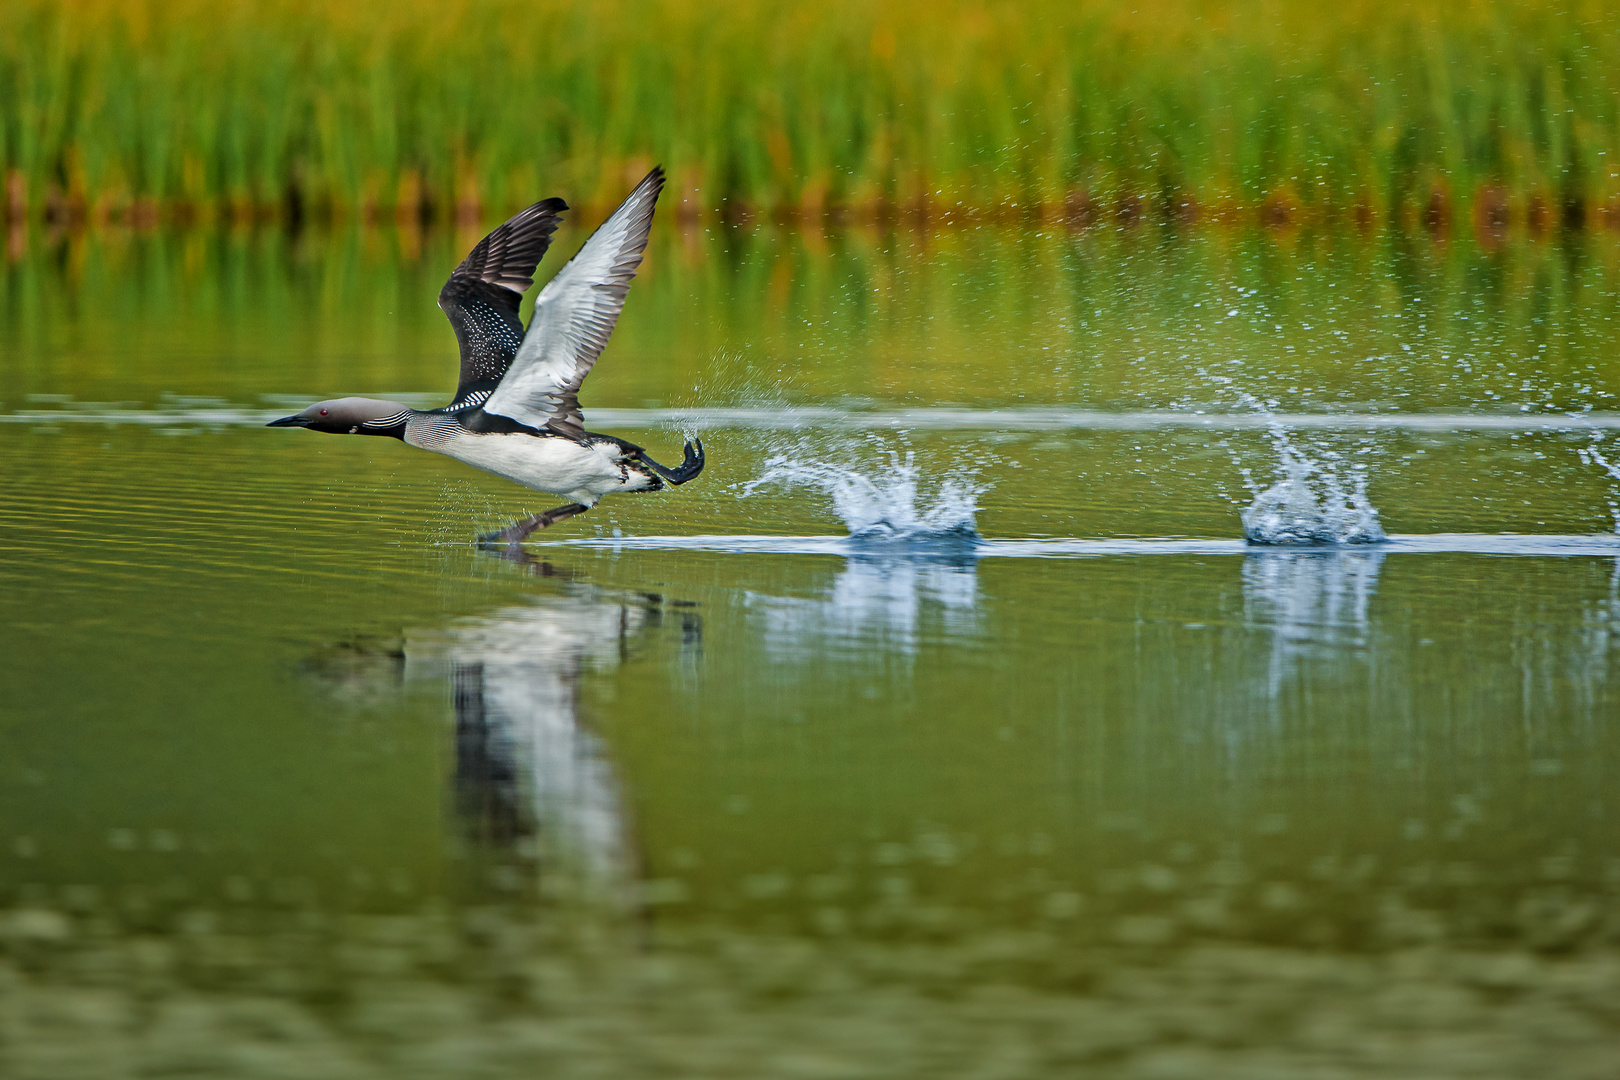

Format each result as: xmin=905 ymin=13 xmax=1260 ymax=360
xmin=319 ymin=408 xmax=329 ymax=415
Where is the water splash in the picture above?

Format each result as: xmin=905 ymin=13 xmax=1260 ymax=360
xmin=1199 ymin=370 xmax=1386 ymax=545
xmin=1240 ymin=439 xmax=1386 ymax=545
xmin=1575 ymin=437 xmax=1620 ymax=534
xmin=740 ymin=448 xmax=983 ymax=543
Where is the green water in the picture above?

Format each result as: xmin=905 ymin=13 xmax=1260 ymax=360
xmin=2 ymin=222 xmax=1620 ymax=1077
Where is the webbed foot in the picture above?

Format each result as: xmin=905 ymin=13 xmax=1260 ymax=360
xmin=640 ymin=439 xmax=705 ymax=485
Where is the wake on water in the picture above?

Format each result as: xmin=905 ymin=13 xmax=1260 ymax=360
xmin=575 ymin=364 xmax=1620 ymax=551
xmin=678 ymin=365 xmax=1389 ymax=548
xmin=538 ymin=421 xmax=1620 ymax=558
xmin=732 ymin=422 xmax=1388 ymax=550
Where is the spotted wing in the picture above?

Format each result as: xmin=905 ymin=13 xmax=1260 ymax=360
xmin=438 ymin=198 xmax=568 ymax=411
xmin=482 ymin=168 xmax=664 ymax=435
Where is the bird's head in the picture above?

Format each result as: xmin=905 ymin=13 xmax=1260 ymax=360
xmin=267 ymin=397 xmax=411 ymax=436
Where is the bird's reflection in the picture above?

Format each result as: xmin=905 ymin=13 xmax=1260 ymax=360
xmin=475 ymin=543 xmax=577 ymax=579
xmin=1241 ymin=548 xmax=1385 ymax=696
xmin=411 ymin=592 xmax=673 ymax=891
xmin=307 ymin=581 xmax=692 ymax=899
xmin=451 ymin=661 xmax=535 ymax=849
xmin=749 ymin=550 xmax=979 ymax=656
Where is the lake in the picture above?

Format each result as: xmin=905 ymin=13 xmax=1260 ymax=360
xmin=2 ymin=219 xmax=1619 ymax=1078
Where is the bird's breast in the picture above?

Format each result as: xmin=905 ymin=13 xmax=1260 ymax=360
xmin=407 ymin=426 xmax=641 ymax=499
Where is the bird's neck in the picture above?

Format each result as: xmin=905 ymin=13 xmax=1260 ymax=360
xmin=356 ymin=400 xmax=414 ymax=439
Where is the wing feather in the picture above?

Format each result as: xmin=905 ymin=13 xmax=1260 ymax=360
xmin=438 ymin=198 xmax=568 ymax=410
xmin=482 ymin=168 xmax=664 ymax=433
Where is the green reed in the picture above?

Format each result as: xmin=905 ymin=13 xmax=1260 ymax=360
xmin=3 ymin=0 xmax=1619 ymax=228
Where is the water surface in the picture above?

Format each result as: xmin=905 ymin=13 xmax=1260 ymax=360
xmin=2 ymin=222 xmax=1619 ymax=1077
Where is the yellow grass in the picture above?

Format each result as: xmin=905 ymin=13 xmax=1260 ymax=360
xmin=3 ymin=0 xmax=1618 ymax=229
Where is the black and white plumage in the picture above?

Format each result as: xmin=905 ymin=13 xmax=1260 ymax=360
xmin=268 ymin=168 xmax=703 ymax=547
xmin=440 ymin=196 xmax=566 ymax=412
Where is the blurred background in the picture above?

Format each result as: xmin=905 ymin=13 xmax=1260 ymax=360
xmin=3 ymin=0 xmax=1618 ymax=235
xmin=5 ymin=4 xmax=1620 ymax=1079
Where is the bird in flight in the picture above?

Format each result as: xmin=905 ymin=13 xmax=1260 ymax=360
xmin=268 ymin=167 xmax=703 ymax=548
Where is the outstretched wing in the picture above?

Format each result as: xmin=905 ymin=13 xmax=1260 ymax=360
xmin=438 ymin=198 xmax=568 ymax=411
xmin=482 ymin=167 xmax=664 ymax=434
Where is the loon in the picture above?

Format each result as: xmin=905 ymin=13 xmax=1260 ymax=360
xmin=268 ymin=167 xmax=702 ymax=547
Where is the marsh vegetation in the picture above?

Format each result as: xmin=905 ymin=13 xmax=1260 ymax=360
xmin=4 ymin=0 xmax=1619 ymax=232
